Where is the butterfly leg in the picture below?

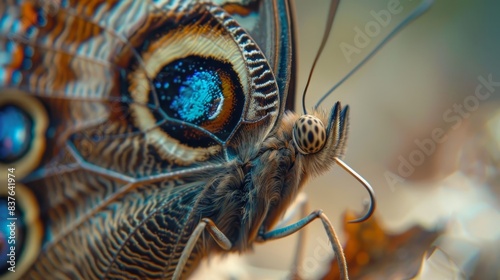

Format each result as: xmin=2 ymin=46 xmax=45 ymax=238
xmin=271 ymin=193 xmax=309 ymax=279
xmin=274 ymin=192 xmax=309 ymax=228
xmin=173 ymin=218 xmax=232 ymax=280
xmin=257 ymin=210 xmax=349 ymax=280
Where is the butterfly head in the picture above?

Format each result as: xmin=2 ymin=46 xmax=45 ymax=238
xmin=290 ymin=102 xmax=349 ymax=176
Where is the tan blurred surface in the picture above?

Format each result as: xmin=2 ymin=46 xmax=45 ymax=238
xmin=192 ymin=0 xmax=500 ymax=279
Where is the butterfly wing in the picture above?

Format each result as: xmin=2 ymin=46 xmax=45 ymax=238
xmin=222 ymin=0 xmax=297 ymax=112
xmin=0 ymin=0 xmax=294 ymax=278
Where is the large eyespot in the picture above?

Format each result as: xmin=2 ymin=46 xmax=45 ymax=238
xmin=0 ymin=91 xmax=48 ymax=178
xmin=293 ymin=115 xmax=327 ymax=155
xmin=123 ymin=11 xmax=250 ymax=164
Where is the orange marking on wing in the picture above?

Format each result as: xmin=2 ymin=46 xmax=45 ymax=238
xmin=10 ymin=46 xmax=25 ymax=69
xmin=52 ymin=53 xmax=77 ymax=91
xmin=65 ymin=15 xmax=101 ymax=44
xmin=222 ymin=3 xmax=254 ymax=16
xmin=21 ymin=2 xmax=39 ymax=28
xmin=200 ymin=71 xmax=235 ymax=132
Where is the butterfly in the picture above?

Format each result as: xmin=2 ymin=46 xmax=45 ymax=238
xmin=0 ymin=0 xmax=380 ymax=279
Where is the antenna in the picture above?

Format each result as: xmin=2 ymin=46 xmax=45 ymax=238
xmin=314 ymin=0 xmax=434 ymax=109
xmin=301 ymin=0 xmax=341 ymax=114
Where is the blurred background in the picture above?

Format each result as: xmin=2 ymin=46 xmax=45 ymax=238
xmin=193 ymin=0 xmax=500 ymax=279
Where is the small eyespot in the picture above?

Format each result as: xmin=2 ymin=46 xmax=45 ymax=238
xmin=292 ymin=115 xmax=327 ymax=155
xmin=0 ymin=105 xmax=33 ymax=163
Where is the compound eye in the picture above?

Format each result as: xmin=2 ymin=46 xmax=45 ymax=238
xmin=293 ymin=115 xmax=327 ymax=155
